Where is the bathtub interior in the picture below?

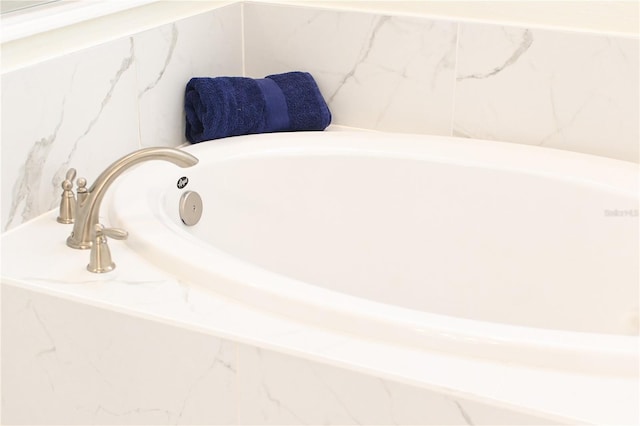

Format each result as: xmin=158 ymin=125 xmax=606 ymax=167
xmin=110 ymin=131 xmax=639 ymax=340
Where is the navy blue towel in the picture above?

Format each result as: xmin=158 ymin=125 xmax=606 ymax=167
xmin=184 ymin=71 xmax=332 ymax=143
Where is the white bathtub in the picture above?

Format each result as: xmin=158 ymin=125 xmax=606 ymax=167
xmin=109 ymin=130 xmax=638 ymax=376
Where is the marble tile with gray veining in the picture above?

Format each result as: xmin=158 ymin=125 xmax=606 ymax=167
xmin=244 ymin=4 xmax=458 ymax=135
xmin=134 ymin=4 xmax=243 ymax=148
xmin=236 ymin=345 xmax=557 ymax=425
xmin=454 ymin=24 xmax=639 ymax=162
xmin=1 ymin=285 xmax=237 ymax=425
xmin=1 ymin=38 xmax=140 ymax=232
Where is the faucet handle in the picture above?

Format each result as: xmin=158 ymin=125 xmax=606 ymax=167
xmin=87 ymin=224 xmax=128 ymax=273
xmin=101 ymin=226 xmax=128 ymax=241
xmin=76 ymin=177 xmax=88 ymax=204
xmin=57 ymin=176 xmax=76 ymax=224
xmin=65 ymin=168 xmax=77 ymax=182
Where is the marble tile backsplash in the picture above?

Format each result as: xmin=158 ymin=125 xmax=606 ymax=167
xmin=135 ymin=5 xmax=242 ymax=148
xmin=455 ymin=24 xmax=639 ymax=162
xmin=1 ymin=1 xmax=638 ymax=232
xmin=244 ymin=7 xmax=458 ymax=136
xmin=1 ymin=3 xmax=243 ymax=232
xmin=1 ymin=38 xmax=140 ymax=232
xmin=244 ymin=2 xmax=639 ymax=161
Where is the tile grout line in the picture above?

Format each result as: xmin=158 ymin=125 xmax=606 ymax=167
xmin=449 ymin=22 xmax=461 ymax=138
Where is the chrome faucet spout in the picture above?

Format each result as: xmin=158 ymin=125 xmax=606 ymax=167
xmin=66 ymin=147 xmax=199 ymax=249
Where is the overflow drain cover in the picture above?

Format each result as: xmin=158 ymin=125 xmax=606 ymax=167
xmin=179 ymin=191 xmax=203 ymax=226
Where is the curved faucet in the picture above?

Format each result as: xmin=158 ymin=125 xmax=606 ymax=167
xmin=66 ymin=147 xmax=199 ymax=249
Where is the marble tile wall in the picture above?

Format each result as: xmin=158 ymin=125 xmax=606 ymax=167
xmin=1 ymin=37 xmax=140 ymax=232
xmin=454 ymin=24 xmax=639 ymax=161
xmin=2 ymin=284 xmax=558 ymax=425
xmin=1 ymin=4 xmax=242 ymax=232
xmin=235 ymin=346 xmax=555 ymax=425
xmin=243 ymin=6 xmax=458 ymax=136
xmin=135 ymin=5 xmax=242 ymax=148
xmin=243 ymin=3 xmax=639 ymax=163
xmin=1 ymin=284 xmax=237 ymax=425
xmin=2 ymin=2 xmax=637 ymax=233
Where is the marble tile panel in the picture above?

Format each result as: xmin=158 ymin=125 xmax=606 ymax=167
xmin=134 ymin=4 xmax=243 ymax=148
xmin=454 ymin=24 xmax=639 ymax=162
xmin=1 ymin=38 xmax=140 ymax=231
xmin=236 ymin=345 xmax=557 ymax=425
xmin=243 ymin=3 xmax=458 ymax=135
xmin=1 ymin=284 xmax=237 ymax=425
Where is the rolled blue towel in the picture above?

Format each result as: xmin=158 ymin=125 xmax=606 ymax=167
xmin=184 ymin=71 xmax=332 ymax=143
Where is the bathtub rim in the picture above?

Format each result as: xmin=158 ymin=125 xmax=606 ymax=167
xmin=3 ymin=207 xmax=639 ymax=425
xmin=108 ymin=130 xmax=639 ymax=377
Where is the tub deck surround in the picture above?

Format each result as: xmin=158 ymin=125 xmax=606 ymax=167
xmin=1 ymin=0 xmax=638 ymax=422
xmin=1 ymin=214 xmax=638 ymax=425
xmin=2 ymin=130 xmax=639 ymax=425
